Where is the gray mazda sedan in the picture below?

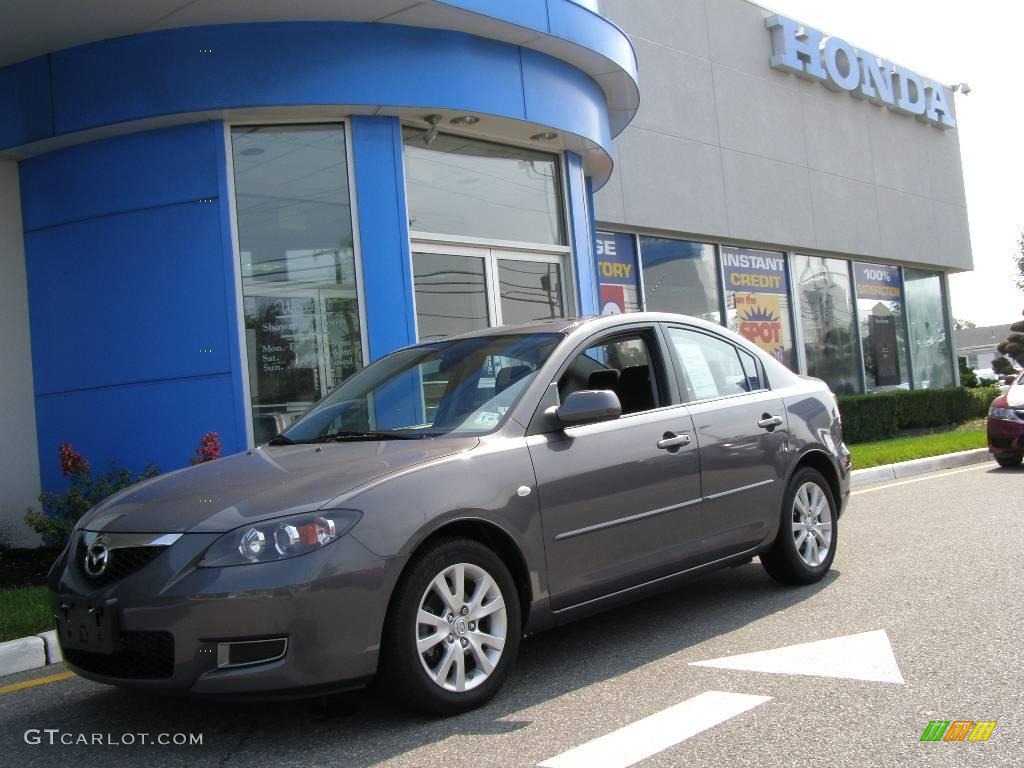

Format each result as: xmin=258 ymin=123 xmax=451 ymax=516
xmin=49 ymin=313 xmax=850 ymax=714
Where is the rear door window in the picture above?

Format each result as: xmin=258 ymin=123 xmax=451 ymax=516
xmin=667 ymin=327 xmax=758 ymax=401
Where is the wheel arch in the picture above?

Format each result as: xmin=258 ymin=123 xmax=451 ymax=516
xmin=788 ymin=449 xmax=842 ymax=514
xmin=387 ymin=517 xmax=534 ymax=631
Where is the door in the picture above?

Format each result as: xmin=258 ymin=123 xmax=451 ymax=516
xmin=664 ymin=325 xmax=789 ymax=557
xmin=527 ymin=327 xmax=705 ymax=610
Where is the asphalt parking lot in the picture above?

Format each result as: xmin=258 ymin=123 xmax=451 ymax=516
xmin=1 ymin=462 xmax=1021 ymax=767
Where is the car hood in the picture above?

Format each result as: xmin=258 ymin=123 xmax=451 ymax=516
xmin=80 ymin=438 xmax=479 ymax=534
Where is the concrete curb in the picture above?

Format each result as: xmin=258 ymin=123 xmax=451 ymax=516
xmin=851 ymin=448 xmax=991 ymax=488
xmin=0 ymin=630 xmax=63 ymax=679
xmin=0 ymin=449 xmax=994 ymax=679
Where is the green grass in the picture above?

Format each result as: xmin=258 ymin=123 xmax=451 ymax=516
xmin=849 ymin=420 xmax=988 ymax=469
xmin=0 ymin=586 xmax=53 ymax=642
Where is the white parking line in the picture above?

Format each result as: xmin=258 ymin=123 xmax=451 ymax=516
xmin=536 ymin=690 xmax=771 ymax=768
xmin=851 ymin=463 xmax=989 ymax=496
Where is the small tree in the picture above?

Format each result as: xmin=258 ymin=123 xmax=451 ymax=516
xmin=992 ymin=356 xmax=1018 ymax=376
xmin=958 ymin=356 xmax=979 ymax=388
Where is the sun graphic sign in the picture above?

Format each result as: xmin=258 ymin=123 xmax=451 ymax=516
xmin=735 ymin=293 xmax=786 ymax=360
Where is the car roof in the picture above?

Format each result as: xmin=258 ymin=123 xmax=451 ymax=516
xmin=436 ymin=312 xmax=731 ymax=340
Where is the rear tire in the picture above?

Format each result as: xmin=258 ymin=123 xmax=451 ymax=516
xmin=761 ymin=468 xmax=837 ymax=585
xmin=381 ymin=538 xmax=521 ymax=716
xmin=995 ymin=454 xmax=1023 ymax=468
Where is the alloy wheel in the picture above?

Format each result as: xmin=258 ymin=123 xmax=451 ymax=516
xmin=415 ymin=562 xmax=508 ymax=692
xmin=791 ymin=481 xmax=833 ymax=567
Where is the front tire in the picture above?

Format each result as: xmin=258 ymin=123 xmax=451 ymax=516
xmin=761 ymin=468 xmax=837 ymax=585
xmin=995 ymin=454 xmax=1023 ymax=468
xmin=381 ymin=538 xmax=521 ymax=715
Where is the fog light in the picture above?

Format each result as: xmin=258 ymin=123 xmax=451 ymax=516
xmin=216 ymin=638 xmax=288 ymax=669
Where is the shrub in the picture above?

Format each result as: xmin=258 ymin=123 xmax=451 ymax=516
xmin=24 ymin=444 xmax=159 ymax=547
xmin=24 ymin=432 xmax=223 ymax=547
xmin=838 ymin=386 xmax=1000 ymax=444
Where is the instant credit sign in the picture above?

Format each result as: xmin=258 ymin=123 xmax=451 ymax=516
xmin=595 ymin=232 xmax=640 ymax=315
xmin=722 ymin=247 xmax=789 ymax=363
xmin=854 ymin=263 xmax=903 ymax=301
xmin=722 ymin=247 xmax=788 ymax=295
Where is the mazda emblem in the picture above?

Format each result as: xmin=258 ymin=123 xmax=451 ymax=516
xmin=84 ymin=539 xmax=111 ymax=577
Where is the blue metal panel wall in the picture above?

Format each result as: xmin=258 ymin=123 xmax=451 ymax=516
xmin=350 ymin=116 xmax=417 ymax=361
xmin=20 ymin=121 xmax=246 ymax=491
xmin=0 ymin=23 xmax=617 ymax=161
xmin=565 ymin=151 xmax=599 ymax=316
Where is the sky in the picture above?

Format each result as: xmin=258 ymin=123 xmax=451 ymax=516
xmin=764 ymin=0 xmax=1022 ymax=327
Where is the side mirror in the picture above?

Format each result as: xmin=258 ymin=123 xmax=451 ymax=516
xmin=556 ymin=390 xmax=622 ymax=428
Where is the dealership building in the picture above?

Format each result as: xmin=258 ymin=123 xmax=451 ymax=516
xmin=0 ymin=0 xmax=972 ymax=544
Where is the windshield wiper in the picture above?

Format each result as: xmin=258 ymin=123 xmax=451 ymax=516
xmin=309 ymin=430 xmax=433 ymax=443
xmin=267 ymin=434 xmax=294 ymax=445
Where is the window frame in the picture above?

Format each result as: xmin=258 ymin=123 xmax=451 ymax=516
xmin=662 ymin=323 xmax=770 ymax=405
xmin=410 ymin=238 xmax=572 ymax=340
xmin=224 ymin=120 xmax=370 ymax=448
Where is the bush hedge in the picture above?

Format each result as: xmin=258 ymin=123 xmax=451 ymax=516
xmin=837 ymin=386 xmax=999 ymax=444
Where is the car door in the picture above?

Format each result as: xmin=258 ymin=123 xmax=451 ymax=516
xmin=663 ymin=325 xmax=789 ymax=558
xmin=526 ymin=325 xmax=705 ymax=610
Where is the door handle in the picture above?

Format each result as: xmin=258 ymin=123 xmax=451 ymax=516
xmin=657 ymin=432 xmax=692 ymax=450
xmin=758 ymin=414 xmax=783 ymax=430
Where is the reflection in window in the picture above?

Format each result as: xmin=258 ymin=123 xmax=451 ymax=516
xmin=853 ymin=263 xmax=910 ymax=392
xmin=403 ymin=129 xmax=564 ymax=245
xmin=793 ymin=255 xmax=861 ymax=394
xmin=231 ymin=125 xmax=362 ymax=444
xmin=413 ymin=253 xmax=489 ymax=341
xmin=722 ymin=246 xmax=794 ymax=368
xmin=904 ymin=269 xmax=954 ymax=389
xmin=640 ymin=237 xmax=721 ymax=323
xmin=498 ymin=260 xmax=564 ymax=324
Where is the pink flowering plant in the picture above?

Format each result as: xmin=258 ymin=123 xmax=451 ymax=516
xmin=25 ymin=432 xmax=221 ymax=546
xmin=191 ymin=432 xmax=222 ymax=465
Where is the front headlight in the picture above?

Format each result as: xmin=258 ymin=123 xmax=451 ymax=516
xmin=198 ymin=510 xmax=362 ymax=568
xmin=990 ymin=406 xmax=1015 ymax=420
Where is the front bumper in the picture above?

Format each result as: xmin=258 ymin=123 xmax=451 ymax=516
xmin=987 ymin=417 xmax=1024 ymax=458
xmin=49 ymin=532 xmax=407 ymax=696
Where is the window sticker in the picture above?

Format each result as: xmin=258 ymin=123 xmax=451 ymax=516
xmin=475 ymin=412 xmax=501 ymax=427
xmin=675 ymin=340 xmax=719 ymax=400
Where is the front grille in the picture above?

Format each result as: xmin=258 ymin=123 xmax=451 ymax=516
xmin=991 ymin=437 xmax=1017 ymax=450
xmin=76 ymin=538 xmax=164 ymax=586
xmin=64 ymin=630 xmax=175 ymax=680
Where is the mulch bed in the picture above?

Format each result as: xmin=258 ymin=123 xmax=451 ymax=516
xmin=0 ymin=547 xmax=63 ymax=588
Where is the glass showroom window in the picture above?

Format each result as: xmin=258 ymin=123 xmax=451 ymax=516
xmin=640 ymin=237 xmax=721 ymax=324
xmin=404 ymin=128 xmax=569 ymax=340
xmin=793 ymin=255 xmax=861 ymax=394
xmin=853 ymin=262 xmax=910 ymax=392
xmin=904 ymin=268 xmax=955 ymax=388
xmin=231 ymin=125 xmax=363 ymax=444
xmin=721 ymin=246 xmax=795 ymax=368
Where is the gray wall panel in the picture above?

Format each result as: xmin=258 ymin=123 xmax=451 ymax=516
xmin=603 ymin=0 xmax=710 ymax=59
xmin=631 ymin=38 xmax=719 ymax=145
xmin=0 ymin=159 xmax=41 ymax=547
xmin=809 ymin=171 xmax=881 ymax=256
xmin=616 ymin=127 xmax=728 ymax=236
xmin=713 ymin=64 xmax=806 ymax=167
xmin=875 ymin=186 xmax=936 ymax=265
xmin=721 ymin=149 xmax=814 ymax=246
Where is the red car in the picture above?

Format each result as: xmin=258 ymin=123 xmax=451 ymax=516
xmin=988 ymin=371 xmax=1024 ymax=467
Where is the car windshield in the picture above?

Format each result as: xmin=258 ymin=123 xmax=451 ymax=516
xmin=279 ymin=333 xmax=563 ymax=442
